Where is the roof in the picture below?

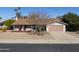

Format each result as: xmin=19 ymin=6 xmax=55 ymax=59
xmin=12 ymin=18 xmax=62 ymax=25
xmin=0 ymin=20 xmax=5 ymax=23
xmin=0 ymin=20 xmax=7 ymax=25
xmin=57 ymin=22 xmax=68 ymax=25
xmin=46 ymin=18 xmax=60 ymax=24
xmin=12 ymin=19 xmax=46 ymax=25
xmin=47 ymin=22 xmax=67 ymax=26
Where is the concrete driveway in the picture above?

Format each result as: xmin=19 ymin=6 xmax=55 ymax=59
xmin=0 ymin=31 xmax=79 ymax=43
xmin=49 ymin=32 xmax=79 ymax=43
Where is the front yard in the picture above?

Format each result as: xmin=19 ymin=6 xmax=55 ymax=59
xmin=0 ymin=31 xmax=79 ymax=43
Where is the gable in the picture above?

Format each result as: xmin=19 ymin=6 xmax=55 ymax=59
xmin=47 ymin=22 xmax=64 ymax=26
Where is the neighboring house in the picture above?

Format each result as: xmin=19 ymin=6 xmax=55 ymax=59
xmin=0 ymin=20 xmax=13 ymax=30
xmin=0 ymin=20 xmax=6 ymax=28
xmin=12 ymin=13 xmax=67 ymax=32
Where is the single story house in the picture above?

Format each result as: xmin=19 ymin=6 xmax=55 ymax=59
xmin=11 ymin=13 xmax=67 ymax=32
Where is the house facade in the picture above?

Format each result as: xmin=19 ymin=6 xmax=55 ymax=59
xmin=12 ymin=13 xmax=67 ymax=32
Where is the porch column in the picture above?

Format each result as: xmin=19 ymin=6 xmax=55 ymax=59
xmin=22 ymin=25 xmax=24 ymax=31
xmin=63 ymin=25 xmax=66 ymax=32
xmin=46 ymin=25 xmax=49 ymax=32
xmin=31 ymin=25 xmax=32 ymax=29
xmin=13 ymin=26 xmax=15 ymax=30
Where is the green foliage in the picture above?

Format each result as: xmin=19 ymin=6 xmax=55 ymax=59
xmin=3 ymin=19 xmax=15 ymax=28
xmin=56 ymin=16 xmax=63 ymax=19
xmin=62 ymin=12 xmax=79 ymax=31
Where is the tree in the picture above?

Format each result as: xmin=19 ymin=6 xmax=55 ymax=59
xmin=28 ymin=12 xmax=49 ymax=35
xmin=14 ymin=7 xmax=21 ymax=12
xmin=14 ymin=7 xmax=22 ymax=19
xmin=56 ymin=16 xmax=63 ymax=19
xmin=56 ymin=16 xmax=63 ymax=21
xmin=62 ymin=12 xmax=79 ymax=31
xmin=3 ymin=19 xmax=15 ymax=29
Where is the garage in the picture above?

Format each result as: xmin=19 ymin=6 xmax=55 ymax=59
xmin=46 ymin=22 xmax=66 ymax=32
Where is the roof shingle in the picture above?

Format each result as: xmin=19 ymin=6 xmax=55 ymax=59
xmin=12 ymin=18 xmax=60 ymax=25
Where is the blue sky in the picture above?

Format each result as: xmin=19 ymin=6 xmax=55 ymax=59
xmin=0 ymin=7 xmax=79 ymax=20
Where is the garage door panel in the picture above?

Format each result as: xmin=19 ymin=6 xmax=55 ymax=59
xmin=48 ymin=25 xmax=63 ymax=31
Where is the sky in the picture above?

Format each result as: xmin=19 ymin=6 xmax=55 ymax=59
xmin=0 ymin=7 xmax=79 ymax=20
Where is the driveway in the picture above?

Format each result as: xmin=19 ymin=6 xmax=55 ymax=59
xmin=49 ymin=32 xmax=79 ymax=43
xmin=0 ymin=31 xmax=79 ymax=43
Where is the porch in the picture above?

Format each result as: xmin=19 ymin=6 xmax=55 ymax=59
xmin=12 ymin=25 xmax=46 ymax=31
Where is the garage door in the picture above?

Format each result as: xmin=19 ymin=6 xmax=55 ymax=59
xmin=47 ymin=25 xmax=64 ymax=31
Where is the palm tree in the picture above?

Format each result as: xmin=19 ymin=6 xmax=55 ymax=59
xmin=14 ymin=8 xmax=17 ymax=12
xmin=17 ymin=7 xmax=21 ymax=10
xmin=14 ymin=7 xmax=22 ymax=19
xmin=14 ymin=7 xmax=21 ymax=12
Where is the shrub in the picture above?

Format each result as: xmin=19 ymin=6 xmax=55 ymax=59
xmin=1 ymin=27 xmax=7 ymax=32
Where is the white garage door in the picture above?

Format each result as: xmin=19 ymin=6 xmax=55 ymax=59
xmin=46 ymin=22 xmax=66 ymax=32
xmin=47 ymin=25 xmax=64 ymax=31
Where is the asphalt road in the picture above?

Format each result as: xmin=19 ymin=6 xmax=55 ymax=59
xmin=0 ymin=44 xmax=79 ymax=52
